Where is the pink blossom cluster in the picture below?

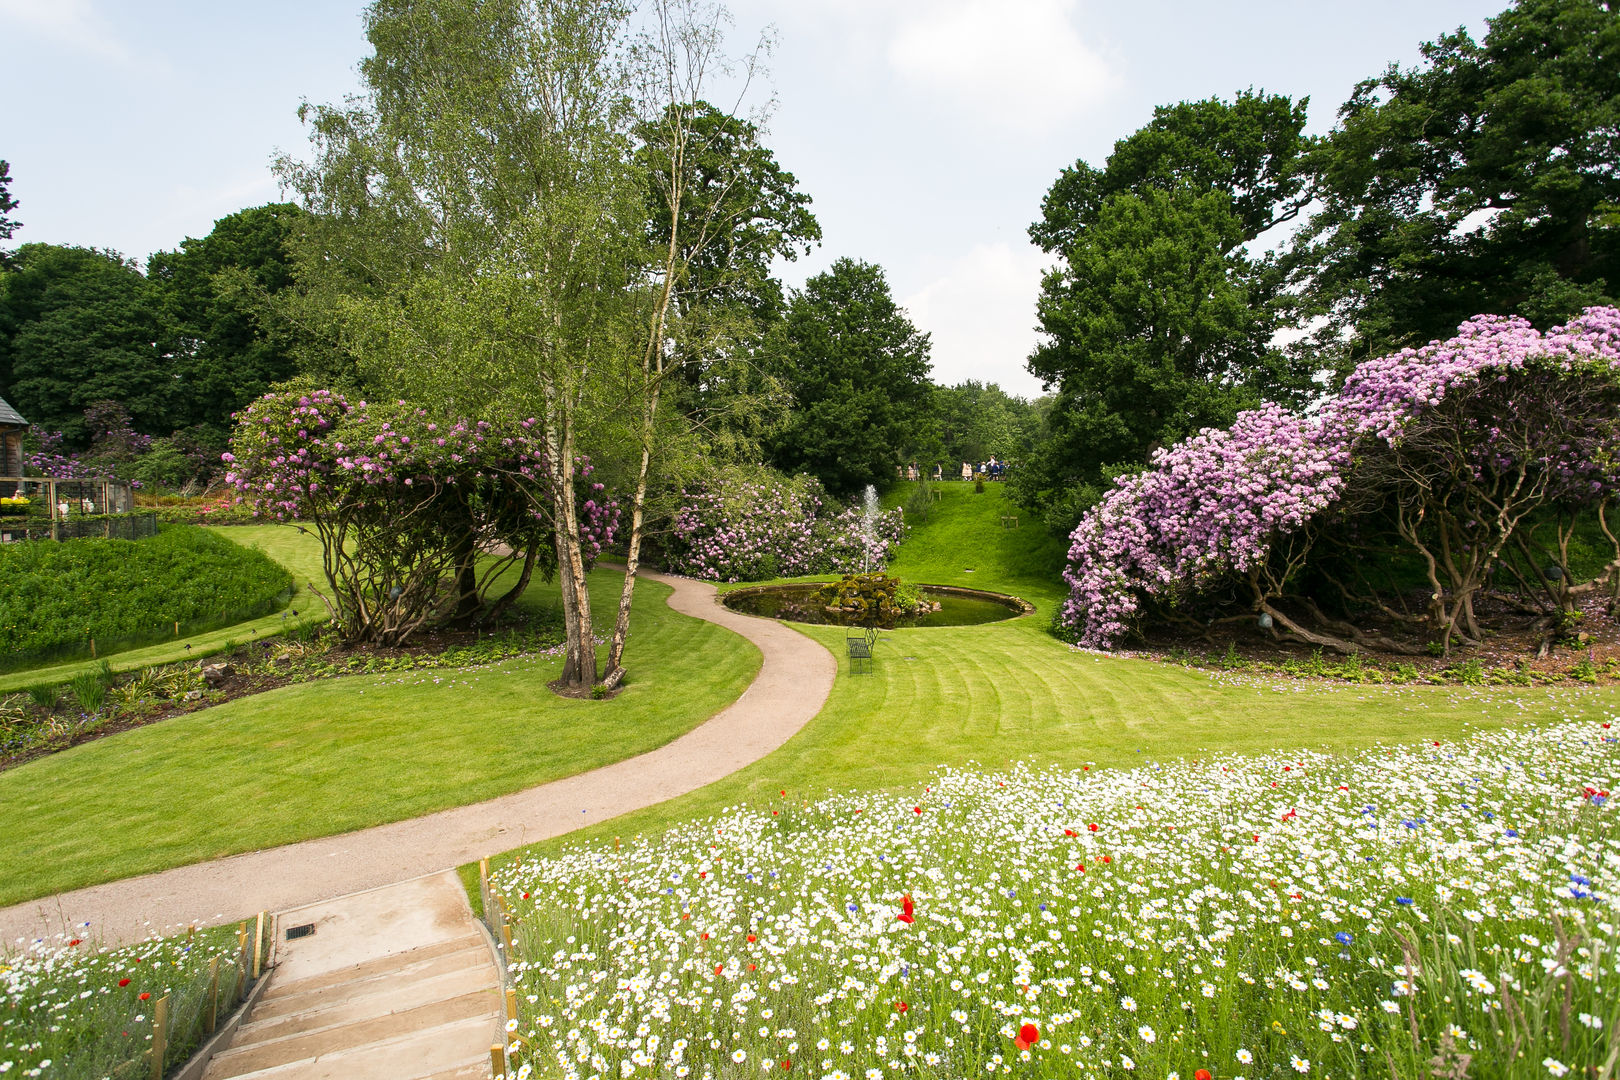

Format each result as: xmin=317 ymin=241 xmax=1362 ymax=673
xmin=223 ymin=390 xmax=618 ymax=556
xmin=665 ymin=468 xmax=905 ymax=582
xmin=1061 ymin=307 xmax=1620 ymax=648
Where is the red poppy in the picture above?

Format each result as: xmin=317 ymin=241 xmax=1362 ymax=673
xmin=747 ymin=933 xmax=757 ymax=943
xmin=781 ymin=1061 xmax=792 ymax=1071
xmin=701 ymin=933 xmax=710 ymax=940
xmin=1075 ymin=862 xmax=1086 ymax=873
xmin=118 ymin=978 xmax=131 ymax=987
xmin=897 ymin=895 xmax=915 ymax=924
xmin=1063 ymin=828 xmax=1077 ymax=837
xmin=68 ymin=938 xmax=82 ymax=946
xmin=522 ymin=892 xmax=531 ymax=900
xmin=1087 ymin=823 xmax=1099 ymax=832
xmin=699 ymin=871 xmax=707 ymax=878
xmin=780 ymin=790 xmax=786 ymax=796
xmin=895 ymin=1001 xmax=909 ymax=1013
xmin=1195 ymin=1070 xmax=1213 ymax=1080
xmin=714 ymin=964 xmax=724 ymax=975
xmin=1100 ymin=855 xmax=1112 ymax=864
xmin=1014 ymin=1023 xmax=1040 ymax=1051
xmin=914 ymin=806 xmax=923 ymax=814
xmin=139 ymin=992 xmax=151 ymax=1001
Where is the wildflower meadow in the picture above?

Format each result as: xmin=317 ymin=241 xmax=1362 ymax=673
xmin=2 ymin=921 xmax=263 ymax=1080
xmin=492 ymin=718 xmax=1618 ymax=1080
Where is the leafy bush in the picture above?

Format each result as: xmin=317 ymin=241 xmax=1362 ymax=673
xmin=1060 ymin=308 xmax=1620 ymax=650
xmin=665 ymin=465 xmax=904 ymax=582
xmin=0 ymin=526 xmax=291 ymax=666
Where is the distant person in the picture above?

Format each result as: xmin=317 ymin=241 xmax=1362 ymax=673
xmin=961 ymin=461 xmax=972 ymax=481
xmin=932 ymin=463 xmax=942 ymax=482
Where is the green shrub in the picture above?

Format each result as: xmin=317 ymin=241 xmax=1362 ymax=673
xmin=0 ymin=525 xmax=292 ymax=669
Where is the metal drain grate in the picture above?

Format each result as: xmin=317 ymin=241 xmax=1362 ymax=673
xmin=285 ymin=923 xmax=316 ymax=940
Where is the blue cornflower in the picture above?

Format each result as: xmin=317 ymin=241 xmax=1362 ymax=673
xmin=1506 ymin=828 xmax=1520 ymax=838
xmin=1395 ymin=897 xmax=1414 ymax=906
xmin=1335 ymin=932 xmax=1354 ymax=945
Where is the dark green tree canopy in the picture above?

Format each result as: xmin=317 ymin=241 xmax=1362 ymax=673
xmin=637 ymin=101 xmax=820 ymax=325
xmin=1030 ymin=90 xmax=1313 ymax=256
xmin=1023 ymin=91 xmax=1315 ymax=533
xmin=1295 ymin=0 xmax=1620 ymax=362
xmin=766 ymin=257 xmax=933 ymax=495
xmin=146 ymin=203 xmax=306 ymax=437
xmin=0 ymin=244 xmax=166 ymax=443
xmin=933 ymin=380 xmax=1043 ymax=467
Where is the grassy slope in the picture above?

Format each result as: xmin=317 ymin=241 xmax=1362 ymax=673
xmin=474 ymin=480 xmax=1618 ymax=882
xmin=0 ymin=526 xmax=326 ymax=693
xmin=0 ymin=530 xmax=761 ymax=906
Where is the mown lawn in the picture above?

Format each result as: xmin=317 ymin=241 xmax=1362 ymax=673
xmin=477 ymin=481 xmax=1618 ymax=877
xmin=0 ymin=530 xmax=760 ymax=906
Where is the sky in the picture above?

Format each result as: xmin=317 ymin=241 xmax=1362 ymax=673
xmin=1 ymin=0 xmax=1508 ymax=398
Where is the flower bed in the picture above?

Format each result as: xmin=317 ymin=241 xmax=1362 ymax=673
xmin=1 ymin=921 xmax=264 ymax=1079
xmin=665 ymin=468 xmax=904 ymax=582
xmin=491 ymin=719 xmax=1617 ymax=1080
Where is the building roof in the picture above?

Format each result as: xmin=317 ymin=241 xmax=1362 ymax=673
xmin=0 ymin=395 xmax=27 ymax=428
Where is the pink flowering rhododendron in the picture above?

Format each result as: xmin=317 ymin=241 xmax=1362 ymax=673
xmin=1061 ymin=307 xmax=1620 ymax=648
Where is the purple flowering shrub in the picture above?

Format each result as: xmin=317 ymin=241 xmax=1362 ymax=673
xmin=1062 ymin=307 xmax=1620 ymax=651
xmin=225 ymin=390 xmax=619 ymax=644
xmin=664 ymin=466 xmax=905 ymax=582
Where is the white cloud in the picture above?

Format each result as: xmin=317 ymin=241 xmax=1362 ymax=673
xmin=0 ymin=0 xmax=135 ymax=65
xmin=887 ymin=0 xmax=1116 ymax=131
xmin=900 ymin=241 xmax=1051 ymax=398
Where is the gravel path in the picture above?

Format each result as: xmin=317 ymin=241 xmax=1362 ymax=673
xmin=0 ymin=571 xmax=834 ymax=949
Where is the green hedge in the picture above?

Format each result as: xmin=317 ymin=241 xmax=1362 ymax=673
xmin=0 ymin=525 xmax=293 ymax=667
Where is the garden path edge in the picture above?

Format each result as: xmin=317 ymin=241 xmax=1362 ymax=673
xmin=0 ymin=570 xmax=834 ymax=949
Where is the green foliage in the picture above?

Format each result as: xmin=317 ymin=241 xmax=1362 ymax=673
xmin=0 ymin=159 xmax=19 ymax=246
xmin=1023 ymin=91 xmax=1317 ymax=531
xmin=66 ymin=670 xmax=106 ymax=714
xmin=931 ymin=380 xmax=1043 ymax=467
xmin=765 ymin=258 xmax=934 ymax=495
xmin=1294 ymin=0 xmax=1620 ymax=368
xmin=0 ymin=525 xmax=291 ymax=665
xmin=145 ymin=203 xmax=308 ymax=439
xmin=0 ymin=244 xmax=166 ymax=443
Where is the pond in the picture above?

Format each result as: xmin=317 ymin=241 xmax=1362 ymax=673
xmin=721 ymin=583 xmax=1030 ymax=628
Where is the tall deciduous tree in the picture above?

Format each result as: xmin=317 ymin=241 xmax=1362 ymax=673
xmin=765 ymin=257 xmax=933 ymax=495
xmin=634 ymin=101 xmax=818 ymax=465
xmin=147 ymin=203 xmax=306 ymax=437
xmin=1294 ymin=0 xmax=1620 ymax=366
xmin=0 ymin=244 xmax=166 ymax=442
xmin=1023 ymin=91 xmax=1316 ymax=533
xmin=280 ymin=0 xmax=767 ymax=690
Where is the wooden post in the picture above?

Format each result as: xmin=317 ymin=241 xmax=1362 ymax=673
xmin=500 ymin=922 xmax=513 ymax=956
xmin=205 ymin=957 xmax=220 ymax=1033
xmin=490 ymin=1044 xmax=506 ymax=1079
xmin=174 ymin=620 xmax=180 ymax=637
xmin=237 ymin=923 xmax=249 ymax=998
xmin=90 ymin=638 xmax=97 ymax=659
xmin=253 ymin=911 xmax=265 ymax=979
xmin=480 ymin=858 xmax=490 ymax=923
xmin=150 ymin=994 xmax=169 ymax=1080
xmin=505 ymin=987 xmax=518 ymax=1026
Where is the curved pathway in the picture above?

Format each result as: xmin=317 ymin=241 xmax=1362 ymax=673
xmin=0 ymin=571 xmax=835 ymax=949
